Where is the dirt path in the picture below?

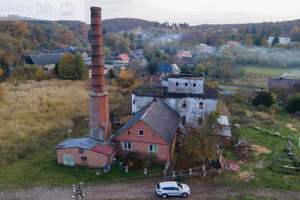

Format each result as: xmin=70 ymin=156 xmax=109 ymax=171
xmin=1 ymin=180 xmax=300 ymax=200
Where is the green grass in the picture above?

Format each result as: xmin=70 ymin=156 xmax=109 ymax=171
xmin=243 ymin=66 xmax=297 ymax=76
xmin=211 ymin=104 xmax=300 ymax=191
xmin=0 ymin=147 xmax=164 ymax=190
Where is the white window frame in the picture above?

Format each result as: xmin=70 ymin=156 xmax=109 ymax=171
xmin=138 ymin=129 xmax=144 ymax=136
xmin=148 ymin=144 xmax=157 ymax=153
xmin=123 ymin=142 xmax=132 ymax=150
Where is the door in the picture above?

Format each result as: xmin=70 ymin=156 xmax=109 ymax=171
xmin=63 ymin=154 xmax=75 ymax=166
xmin=172 ymin=187 xmax=181 ymax=196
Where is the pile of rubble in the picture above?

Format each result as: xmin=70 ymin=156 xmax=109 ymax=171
xmin=234 ymin=139 xmax=251 ymax=163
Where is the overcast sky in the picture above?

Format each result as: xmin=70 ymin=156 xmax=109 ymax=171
xmin=2 ymin=0 xmax=300 ymax=25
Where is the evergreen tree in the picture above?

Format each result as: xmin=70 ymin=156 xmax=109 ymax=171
xmin=272 ymin=36 xmax=279 ymax=46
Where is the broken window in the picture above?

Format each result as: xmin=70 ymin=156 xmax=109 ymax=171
xmin=185 ymin=83 xmax=188 ymax=86
xmin=133 ymin=100 xmax=135 ymax=104
xmin=193 ymin=83 xmax=196 ymax=87
xmin=198 ymin=117 xmax=203 ymax=125
xmin=176 ymin=82 xmax=179 ymax=86
xmin=182 ymin=101 xmax=186 ymax=108
xmin=127 ymin=131 xmax=130 ymax=135
xmin=182 ymin=116 xmax=186 ymax=125
xmin=79 ymin=148 xmax=84 ymax=154
xmin=199 ymin=102 xmax=204 ymax=109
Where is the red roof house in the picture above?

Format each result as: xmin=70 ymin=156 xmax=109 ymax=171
xmin=113 ymin=99 xmax=181 ymax=163
xmin=116 ymin=54 xmax=130 ymax=63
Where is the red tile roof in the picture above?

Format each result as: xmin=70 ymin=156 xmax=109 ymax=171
xmin=91 ymin=143 xmax=114 ymax=155
xmin=116 ymin=54 xmax=130 ymax=61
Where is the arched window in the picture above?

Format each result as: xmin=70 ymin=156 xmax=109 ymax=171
xmin=182 ymin=116 xmax=186 ymax=125
xmin=198 ymin=117 xmax=203 ymax=125
xmin=199 ymin=102 xmax=204 ymax=109
xmin=182 ymin=101 xmax=186 ymax=108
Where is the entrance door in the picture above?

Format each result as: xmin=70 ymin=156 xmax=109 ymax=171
xmin=63 ymin=154 xmax=75 ymax=166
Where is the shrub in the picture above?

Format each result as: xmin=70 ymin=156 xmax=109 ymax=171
xmin=252 ymin=91 xmax=277 ymax=107
xmin=9 ymin=64 xmax=50 ymax=81
xmin=232 ymin=107 xmax=246 ymax=117
xmin=257 ymin=105 xmax=269 ymax=112
xmin=286 ymin=93 xmax=300 ymax=114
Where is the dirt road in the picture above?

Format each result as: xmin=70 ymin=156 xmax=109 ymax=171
xmin=1 ymin=180 xmax=299 ymax=200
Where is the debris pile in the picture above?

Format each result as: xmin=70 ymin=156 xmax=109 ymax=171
xmin=234 ymin=139 xmax=251 ymax=163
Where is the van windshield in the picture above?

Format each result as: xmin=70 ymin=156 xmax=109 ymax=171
xmin=157 ymin=184 xmax=161 ymax=189
xmin=177 ymin=182 xmax=183 ymax=190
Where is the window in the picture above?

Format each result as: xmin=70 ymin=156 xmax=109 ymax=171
xmin=81 ymin=156 xmax=87 ymax=161
xmin=198 ymin=117 xmax=203 ymax=125
xmin=79 ymin=148 xmax=84 ymax=154
xmin=193 ymin=83 xmax=196 ymax=87
xmin=176 ymin=82 xmax=179 ymax=86
xmin=127 ymin=131 xmax=130 ymax=135
xmin=123 ymin=142 xmax=132 ymax=150
xmin=138 ymin=130 xmax=144 ymax=136
xmin=185 ymin=83 xmax=188 ymax=86
xmin=133 ymin=100 xmax=135 ymax=105
xmin=182 ymin=101 xmax=186 ymax=108
xmin=182 ymin=116 xmax=186 ymax=125
xmin=148 ymin=144 xmax=157 ymax=153
xmin=199 ymin=102 xmax=204 ymax=109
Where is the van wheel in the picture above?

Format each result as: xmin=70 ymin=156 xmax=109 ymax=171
xmin=182 ymin=193 xmax=188 ymax=198
xmin=161 ymin=194 xmax=167 ymax=199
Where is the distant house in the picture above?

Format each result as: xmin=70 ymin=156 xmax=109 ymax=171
xmin=23 ymin=53 xmax=63 ymax=72
xmin=158 ymin=63 xmax=180 ymax=77
xmin=176 ymin=51 xmax=194 ymax=66
xmin=54 ymin=137 xmax=116 ymax=168
xmin=191 ymin=44 xmax=216 ymax=57
xmin=268 ymin=37 xmax=291 ymax=46
xmin=113 ymin=99 xmax=181 ymax=163
xmin=65 ymin=47 xmax=89 ymax=58
xmin=226 ymin=41 xmax=241 ymax=48
xmin=130 ymin=54 xmax=148 ymax=67
xmin=115 ymin=54 xmax=130 ymax=63
xmin=267 ymin=78 xmax=300 ymax=90
xmin=217 ymin=116 xmax=232 ymax=147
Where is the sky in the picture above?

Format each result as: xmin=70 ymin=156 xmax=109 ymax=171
xmin=1 ymin=0 xmax=300 ymax=25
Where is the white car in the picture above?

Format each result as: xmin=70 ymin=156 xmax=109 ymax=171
xmin=156 ymin=181 xmax=191 ymax=198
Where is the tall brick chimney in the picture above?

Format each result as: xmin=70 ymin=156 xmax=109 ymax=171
xmin=88 ymin=7 xmax=111 ymax=141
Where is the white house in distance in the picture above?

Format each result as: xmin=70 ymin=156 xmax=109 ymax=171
xmin=132 ymin=74 xmax=218 ymax=127
xmin=268 ymin=36 xmax=291 ymax=46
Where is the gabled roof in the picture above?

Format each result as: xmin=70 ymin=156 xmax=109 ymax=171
xmin=116 ymin=54 xmax=130 ymax=61
xmin=53 ymin=137 xmax=114 ymax=156
xmin=159 ymin=64 xmax=172 ymax=73
xmin=28 ymin=53 xmax=63 ymax=65
xmin=113 ymin=99 xmax=181 ymax=146
xmin=268 ymin=78 xmax=300 ymax=90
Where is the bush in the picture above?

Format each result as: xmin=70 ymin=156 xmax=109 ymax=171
xmin=257 ymin=105 xmax=269 ymax=112
xmin=252 ymin=91 xmax=276 ymax=107
xmin=9 ymin=64 xmax=50 ymax=81
xmin=286 ymin=93 xmax=300 ymax=114
xmin=232 ymin=107 xmax=246 ymax=117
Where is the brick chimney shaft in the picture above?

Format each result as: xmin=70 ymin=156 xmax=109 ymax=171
xmin=90 ymin=7 xmax=105 ymax=93
xmin=88 ymin=7 xmax=111 ymax=141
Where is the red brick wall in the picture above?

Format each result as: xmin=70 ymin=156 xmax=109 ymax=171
xmin=56 ymin=148 xmax=115 ymax=168
xmin=114 ymin=121 xmax=176 ymax=163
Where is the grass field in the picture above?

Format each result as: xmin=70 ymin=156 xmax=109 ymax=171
xmin=0 ymin=79 xmax=299 ymax=192
xmin=232 ymin=65 xmax=300 ymax=88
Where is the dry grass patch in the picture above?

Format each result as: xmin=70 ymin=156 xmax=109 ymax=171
xmin=0 ymin=80 xmax=90 ymax=165
xmin=286 ymin=123 xmax=298 ymax=131
xmin=250 ymin=144 xmax=271 ymax=156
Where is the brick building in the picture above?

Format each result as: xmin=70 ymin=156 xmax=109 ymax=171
xmin=113 ymin=99 xmax=181 ymax=163
xmin=54 ymin=7 xmax=115 ymax=168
